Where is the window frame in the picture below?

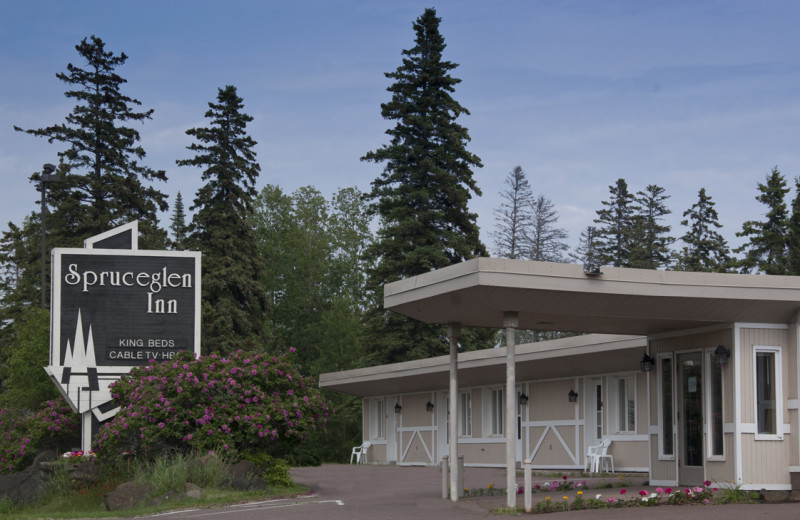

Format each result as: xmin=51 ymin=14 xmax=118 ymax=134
xmin=611 ymin=375 xmax=637 ymax=434
xmin=484 ymin=387 xmax=504 ymax=437
xmin=753 ymin=346 xmax=783 ymax=441
xmin=705 ymin=350 xmax=725 ymax=458
xmin=370 ymin=398 xmax=386 ymax=440
xmin=459 ymin=391 xmax=472 ymax=437
xmin=657 ymin=354 xmax=675 ymax=459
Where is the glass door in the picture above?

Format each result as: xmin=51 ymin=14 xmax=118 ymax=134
xmin=678 ymin=353 xmax=704 ymax=485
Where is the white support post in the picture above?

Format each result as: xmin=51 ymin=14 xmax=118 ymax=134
xmin=504 ymin=311 xmax=518 ymax=508
xmin=448 ymin=323 xmax=461 ymax=502
xmin=524 ymin=458 xmax=532 ymax=512
xmin=81 ymin=411 xmax=93 ymax=454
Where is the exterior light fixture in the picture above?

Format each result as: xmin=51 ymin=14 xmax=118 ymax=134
xmin=519 ymin=393 xmax=529 ymax=406
xmin=640 ymin=352 xmax=654 ymax=372
xmin=568 ymin=389 xmax=578 ymax=403
xmin=395 ymin=403 xmax=402 ymax=414
xmin=426 ymin=401 xmax=434 ymax=412
xmin=714 ymin=345 xmax=731 ymax=366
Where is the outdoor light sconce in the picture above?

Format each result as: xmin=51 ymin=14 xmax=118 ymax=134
xmin=568 ymin=389 xmax=578 ymax=403
xmin=426 ymin=401 xmax=434 ymax=412
xmin=394 ymin=403 xmax=402 ymax=414
xmin=640 ymin=352 xmax=654 ymax=372
xmin=519 ymin=393 xmax=529 ymax=406
xmin=714 ymin=345 xmax=731 ymax=366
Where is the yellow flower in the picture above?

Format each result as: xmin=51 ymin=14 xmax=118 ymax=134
xmin=488 ymin=483 xmax=493 ymax=488
xmin=546 ymin=497 xmax=550 ymax=501
xmin=563 ymin=496 xmax=568 ymax=500
xmin=577 ymin=491 xmax=583 ymax=495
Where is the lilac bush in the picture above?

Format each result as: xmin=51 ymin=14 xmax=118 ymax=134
xmin=0 ymin=397 xmax=80 ymax=475
xmin=94 ymin=349 xmax=332 ymax=460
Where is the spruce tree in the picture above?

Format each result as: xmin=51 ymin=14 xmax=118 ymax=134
xmin=734 ymin=167 xmax=789 ymax=274
xmin=630 ymin=184 xmax=674 ymax=269
xmin=787 ymin=177 xmax=800 ymax=275
xmin=361 ymin=8 xmax=490 ymax=364
xmin=492 ymin=166 xmax=535 ymax=259
xmin=528 ymin=195 xmax=569 ymax=262
xmin=570 ymin=226 xmax=601 ymax=272
xmin=178 ymin=85 xmax=268 ymax=354
xmin=674 ymin=188 xmax=733 ymax=272
xmin=169 ymin=191 xmax=188 ymax=250
xmin=594 ymin=178 xmax=638 ymax=267
xmin=14 ymin=35 xmax=168 ymax=249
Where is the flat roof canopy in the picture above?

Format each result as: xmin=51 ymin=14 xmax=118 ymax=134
xmin=384 ymin=258 xmax=800 ymax=336
xmin=320 ymin=334 xmax=645 ymax=397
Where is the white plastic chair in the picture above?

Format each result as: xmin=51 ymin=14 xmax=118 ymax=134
xmin=350 ymin=441 xmax=370 ymax=464
xmin=584 ymin=439 xmax=613 ymax=473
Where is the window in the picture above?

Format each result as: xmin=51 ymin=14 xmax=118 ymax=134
xmin=612 ymin=376 xmax=636 ymax=433
xmin=754 ymin=347 xmax=782 ymax=438
xmin=370 ymin=399 xmax=385 ymax=440
xmin=659 ymin=357 xmax=674 ymax=456
xmin=489 ymin=388 xmax=504 ymax=436
xmin=459 ymin=392 xmax=472 ymax=437
xmin=709 ymin=356 xmax=724 ymax=456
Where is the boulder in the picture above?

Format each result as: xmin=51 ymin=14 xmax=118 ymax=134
xmin=227 ymin=460 xmax=267 ymax=491
xmin=185 ymin=482 xmax=203 ymax=499
xmin=0 ymin=450 xmax=57 ymax=505
xmin=104 ymin=481 xmax=154 ymax=511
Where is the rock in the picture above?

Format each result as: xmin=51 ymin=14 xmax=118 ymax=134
xmin=146 ymin=489 xmax=187 ymax=508
xmin=185 ymin=482 xmax=203 ymax=499
xmin=0 ymin=450 xmax=57 ymax=505
xmin=228 ymin=460 xmax=267 ymax=491
xmin=104 ymin=481 xmax=154 ymax=511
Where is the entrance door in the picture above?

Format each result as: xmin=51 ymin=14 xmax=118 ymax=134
xmin=678 ymin=353 xmax=704 ymax=485
xmin=584 ymin=378 xmax=603 ymax=466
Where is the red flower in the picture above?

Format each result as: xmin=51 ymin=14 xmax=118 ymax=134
xmin=620 ymin=489 xmax=627 ymax=494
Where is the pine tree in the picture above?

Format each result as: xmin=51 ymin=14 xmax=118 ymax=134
xmin=787 ymin=177 xmax=800 ymax=275
xmin=629 ymin=184 xmax=674 ymax=269
xmin=361 ymin=8 xmax=491 ymax=364
xmin=734 ymin=167 xmax=789 ymax=274
xmin=674 ymin=188 xmax=733 ymax=272
xmin=528 ymin=195 xmax=569 ymax=262
xmin=14 ymin=35 xmax=168 ymax=249
xmin=178 ymin=85 xmax=268 ymax=354
xmin=492 ymin=166 xmax=534 ymax=259
xmin=594 ymin=178 xmax=638 ymax=267
xmin=170 ymin=191 xmax=188 ymax=250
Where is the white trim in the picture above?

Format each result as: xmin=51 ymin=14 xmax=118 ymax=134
xmin=456 ymin=437 xmax=506 ymax=444
xmin=655 ymin=353 xmax=675 ymax=460
xmin=790 ymin=465 xmax=800 ymax=472
xmin=604 ymin=434 xmax=649 ymax=442
xmin=648 ymin=425 xmax=659 ymax=435
xmin=524 ymin=419 xmax=582 ymax=427
xmin=398 ymin=426 xmax=437 ymax=433
xmin=736 ymin=323 xmax=789 ymax=330
xmin=740 ymin=484 xmax=793 ymax=491
xmin=740 ymin=423 xmax=756 ymax=434
xmin=705 ymin=349 xmax=725 ymax=458
xmin=83 ymin=221 xmax=139 ymax=250
xmin=734 ymin=324 xmax=743 ymax=486
xmin=788 ymin=399 xmax=799 ymax=410
xmin=647 ymin=323 xmax=734 ymax=341
xmin=753 ymin=345 xmax=784 ymax=441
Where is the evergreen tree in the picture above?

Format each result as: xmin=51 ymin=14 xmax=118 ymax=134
xmin=787 ymin=177 xmax=800 ymax=275
xmin=492 ymin=166 xmax=534 ymax=259
xmin=629 ymin=184 xmax=674 ymax=269
xmin=528 ymin=195 xmax=569 ymax=262
xmin=570 ymin=225 xmax=601 ymax=272
xmin=594 ymin=178 xmax=638 ymax=267
xmin=169 ymin=191 xmax=188 ymax=250
xmin=361 ymin=8 xmax=491 ymax=364
xmin=674 ymin=188 xmax=733 ymax=272
xmin=734 ymin=167 xmax=789 ymax=274
xmin=14 ymin=35 xmax=168 ymax=250
xmin=178 ymin=85 xmax=268 ymax=354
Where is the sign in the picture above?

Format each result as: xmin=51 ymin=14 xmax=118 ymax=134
xmin=45 ymin=224 xmax=201 ymax=421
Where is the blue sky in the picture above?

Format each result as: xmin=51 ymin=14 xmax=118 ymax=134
xmin=2 ymin=0 xmax=800 ymax=254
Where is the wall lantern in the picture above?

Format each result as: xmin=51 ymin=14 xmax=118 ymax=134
xmin=395 ymin=403 xmax=402 ymax=414
xmin=519 ymin=393 xmax=529 ymax=406
xmin=426 ymin=401 xmax=434 ymax=412
xmin=714 ymin=345 xmax=731 ymax=366
xmin=568 ymin=389 xmax=578 ymax=403
xmin=640 ymin=352 xmax=654 ymax=372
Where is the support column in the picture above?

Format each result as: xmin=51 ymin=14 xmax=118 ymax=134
xmin=448 ymin=323 xmax=461 ymax=502
xmin=504 ymin=311 xmax=518 ymax=508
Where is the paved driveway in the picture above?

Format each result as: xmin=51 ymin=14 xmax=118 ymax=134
xmin=133 ymin=464 xmax=799 ymax=520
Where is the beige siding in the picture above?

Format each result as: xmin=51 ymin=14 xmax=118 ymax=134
xmin=650 ymin=436 xmax=676 ymax=482
xmin=401 ymin=430 xmax=435 ymax=464
xmin=363 ymin=398 xmax=369 ymax=439
xmin=740 ymin=435 xmax=791 ymax=485
xmin=369 ymin=443 xmax=386 ymax=463
xmin=402 ymin=393 xmax=434 ymax=427
xmin=460 ymin=442 xmax=506 ymax=465
xmin=706 ymin=435 xmax=735 ymax=485
xmin=530 ymin=425 xmax=577 ymax=466
xmin=530 ymin=380 xmax=575 ymax=421
xmin=608 ymin=440 xmax=648 ymax=469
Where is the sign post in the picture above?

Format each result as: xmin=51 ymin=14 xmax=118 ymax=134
xmin=45 ymin=222 xmax=201 ymax=452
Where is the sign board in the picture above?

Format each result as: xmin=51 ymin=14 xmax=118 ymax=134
xmin=46 ymin=227 xmax=201 ymax=422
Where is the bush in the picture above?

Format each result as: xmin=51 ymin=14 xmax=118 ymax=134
xmin=0 ymin=397 xmax=80 ymax=475
xmin=94 ymin=349 xmax=332 ymax=461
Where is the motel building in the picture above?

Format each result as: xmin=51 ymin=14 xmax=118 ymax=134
xmin=320 ymin=258 xmax=800 ymax=503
